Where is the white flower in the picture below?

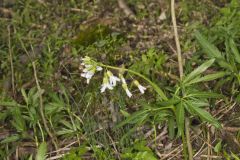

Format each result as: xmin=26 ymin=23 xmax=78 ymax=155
xmin=96 ymin=66 xmax=103 ymax=71
xmin=101 ymin=76 xmax=113 ymax=93
xmin=119 ymin=74 xmax=127 ymax=84
xmin=80 ymin=56 xmax=103 ymax=84
xmin=107 ymin=71 xmax=120 ymax=86
xmin=125 ymin=88 xmax=132 ymax=97
xmin=134 ymin=80 xmax=146 ymax=94
xmin=122 ymin=83 xmax=132 ymax=98
xmin=81 ymin=70 xmax=94 ymax=84
xmin=138 ymin=85 xmax=146 ymax=94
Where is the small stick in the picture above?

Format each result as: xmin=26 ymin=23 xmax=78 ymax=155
xmin=207 ymin=131 xmax=212 ymax=160
xmin=8 ymin=25 xmax=15 ymax=97
xmin=171 ymin=0 xmax=183 ymax=79
xmin=185 ymin=118 xmax=193 ymax=160
xmin=171 ymin=0 xmax=192 ymax=159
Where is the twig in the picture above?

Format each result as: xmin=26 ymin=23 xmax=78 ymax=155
xmin=207 ymin=130 xmax=211 ymax=160
xmin=171 ymin=1 xmax=192 ymax=159
xmin=201 ymin=155 xmax=222 ymax=159
xmin=171 ymin=0 xmax=183 ymax=79
xmin=117 ymin=0 xmax=136 ymax=19
xmin=46 ymin=154 xmax=65 ymax=160
xmin=185 ymin=118 xmax=193 ymax=160
xmin=32 ymin=61 xmax=58 ymax=150
xmin=8 ymin=26 xmax=15 ymax=97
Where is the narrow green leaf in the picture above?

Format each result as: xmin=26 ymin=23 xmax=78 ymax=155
xmin=176 ymin=101 xmax=185 ymax=137
xmin=28 ymin=155 xmax=33 ymax=160
xmin=214 ymin=140 xmax=222 ymax=153
xmin=21 ymin=88 xmax=29 ymax=105
xmin=186 ymin=71 xmax=227 ymax=85
xmin=120 ymin=109 xmax=131 ymax=117
xmin=115 ymin=109 xmax=150 ymax=129
xmin=0 ymin=135 xmax=20 ymax=144
xmin=168 ymin=117 xmax=175 ymax=139
xmin=184 ymin=59 xmax=215 ymax=84
xmin=187 ymin=102 xmax=221 ymax=128
xmin=187 ymin=91 xmax=224 ymax=99
xmin=0 ymin=101 xmax=24 ymax=107
xmin=229 ymin=38 xmax=240 ymax=64
xmin=218 ymin=60 xmax=235 ymax=72
xmin=231 ymin=152 xmax=240 ymax=160
xmin=195 ymin=31 xmax=223 ymax=59
xmin=157 ymin=98 xmax=180 ymax=107
xmin=36 ymin=142 xmax=47 ymax=160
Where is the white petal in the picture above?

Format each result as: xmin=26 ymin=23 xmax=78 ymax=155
xmin=108 ymin=75 xmax=119 ymax=86
xmin=81 ymin=73 xmax=87 ymax=78
xmin=85 ymin=71 xmax=94 ymax=79
xmin=125 ymin=89 xmax=132 ymax=98
xmin=121 ymin=77 xmax=126 ymax=84
xmin=96 ymin=66 xmax=103 ymax=71
xmin=114 ymin=76 xmax=120 ymax=81
xmin=107 ymin=83 xmax=113 ymax=90
xmin=85 ymin=65 xmax=92 ymax=68
xmin=83 ymin=68 xmax=89 ymax=72
xmin=87 ymin=78 xmax=90 ymax=84
xmin=101 ymin=85 xmax=107 ymax=93
xmin=138 ymin=85 xmax=146 ymax=94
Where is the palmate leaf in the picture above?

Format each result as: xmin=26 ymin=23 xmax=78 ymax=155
xmin=183 ymin=59 xmax=215 ymax=84
xmin=187 ymin=101 xmax=221 ymax=128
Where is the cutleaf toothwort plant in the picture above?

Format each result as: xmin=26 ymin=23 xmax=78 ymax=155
xmin=80 ymin=56 xmax=147 ymax=97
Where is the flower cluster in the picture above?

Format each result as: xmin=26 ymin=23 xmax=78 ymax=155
xmin=80 ymin=56 xmax=102 ymax=84
xmin=80 ymin=56 xmax=146 ymax=98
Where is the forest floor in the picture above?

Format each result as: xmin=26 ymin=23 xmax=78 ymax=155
xmin=0 ymin=0 xmax=240 ymax=159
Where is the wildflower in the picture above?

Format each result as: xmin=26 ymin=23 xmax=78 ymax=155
xmin=80 ymin=56 xmax=103 ymax=84
xmin=134 ymin=80 xmax=146 ymax=94
xmin=81 ymin=56 xmax=91 ymax=65
xmin=119 ymin=74 xmax=132 ymax=97
xmin=101 ymin=74 xmax=113 ymax=93
xmin=81 ymin=70 xmax=94 ymax=84
xmin=107 ymin=71 xmax=120 ymax=86
xmin=122 ymin=83 xmax=132 ymax=98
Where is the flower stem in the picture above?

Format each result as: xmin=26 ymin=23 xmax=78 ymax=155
xmin=99 ymin=63 xmax=168 ymax=100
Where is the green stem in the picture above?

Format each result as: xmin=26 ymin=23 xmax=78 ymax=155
xmin=99 ymin=63 xmax=168 ymax=100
